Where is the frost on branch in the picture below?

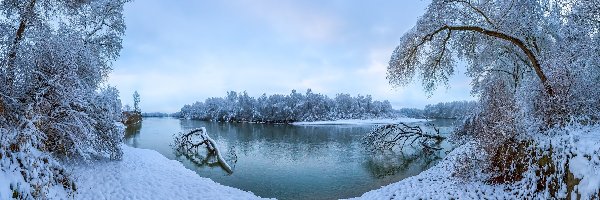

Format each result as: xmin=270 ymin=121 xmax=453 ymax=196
xmin=173 ymin=128 xmax=234 ymax=174
xmin=363 ymin=123 xmax=446 ymax=154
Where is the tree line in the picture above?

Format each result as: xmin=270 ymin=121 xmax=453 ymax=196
xmin=398 ymin=100 xmax=477 ymax=119
xmin=178 ymin=89 xmax=395 ymax=123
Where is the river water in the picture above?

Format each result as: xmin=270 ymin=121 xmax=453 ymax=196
xmin=124 ymin=118 xmax=456 ymax=200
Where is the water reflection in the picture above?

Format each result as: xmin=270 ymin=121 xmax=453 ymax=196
xmin=123 ymin=122 xmax=142 ymax=147
xmin=124 ymin=118 xmax=456 ymax=200
xmin=363 ymin=150 xmax=441 ymax=179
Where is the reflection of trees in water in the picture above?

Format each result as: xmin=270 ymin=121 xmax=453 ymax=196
xmin=172 ymin=128 xmax=237 ymax=174
xmin=178 ymin=119 xmax=372 ymax=162
xmin=363 ymin=150 xmax=441 ymax=179
xmin=176 ymin=147 xmax=238 ymax=174
xmin=123 ymin=123 xmax=142 ymax=147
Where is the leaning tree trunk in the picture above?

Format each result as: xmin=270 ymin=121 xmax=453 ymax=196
xmin=173 ymin=127 xmax=233 ymax=174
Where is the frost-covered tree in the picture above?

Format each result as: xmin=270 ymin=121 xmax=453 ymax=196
xmin=133 ymin=90 xmax=141 ymax=113
xmin=0 ymin=0 xmax=129 ymax=198
xmin=178 ymin=89 xmax=395 ymax=123
xmin=387 ymin=0 xmax=600 ymax=128
xmin=383 ymin=0 xmax=600 ymax=197
xmin=123 ymin=104 xmax=132 ymax=112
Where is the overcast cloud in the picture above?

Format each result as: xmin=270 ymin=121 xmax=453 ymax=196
xmin=109 ymin=0 xmax=475 ymax=113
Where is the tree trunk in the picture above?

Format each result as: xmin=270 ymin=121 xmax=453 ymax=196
xmin=426 ymin=25 xmax=554 ymax=96
xmin=4 ymin=0 xmax=37 ymax=90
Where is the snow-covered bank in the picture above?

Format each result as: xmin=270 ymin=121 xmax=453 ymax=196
xmin=352 ymin=125 xmax=600 ymax=199
xmin=68 ymin=145 xmax=264 ymax=200
xmin=350 ymin=143 xmax=512 ymax=199
xmin=291 ymin=118 xmax=426 ymax=126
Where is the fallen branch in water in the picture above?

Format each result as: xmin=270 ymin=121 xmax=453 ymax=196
xmin=173 ymin=127 xmax=233 ymax=174
xmin=363 ymin=123 xmax=446 ymax=154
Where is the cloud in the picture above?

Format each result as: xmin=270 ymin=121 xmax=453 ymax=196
xmin=225 ymin=0 xmax=341 ymax=42
xmin=109 ymin=0 xmax=474 ymax=113
xmin=352 ymin=48 xmax=476 ymax=108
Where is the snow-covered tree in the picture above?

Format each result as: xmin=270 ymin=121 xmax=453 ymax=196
xmin=133 ymin=91 xmax=141 ymax=113
xmin=383 ymin=0 xmax=600 ymax=197
xmin=123 ymin=104 xmax=132 ymax=112
xmin=178 ymin=89 xmax=395 ymax=123
xmin=387 ymin=0 xmax=600 ymax=128
xmin=0 ymin=0 xmax=129 ymax=198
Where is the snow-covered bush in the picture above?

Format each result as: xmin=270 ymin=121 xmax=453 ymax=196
xmin=0 ymin=127 xmax=76 ymax=199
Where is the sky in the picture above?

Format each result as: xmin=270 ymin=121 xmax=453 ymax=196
xmin=109 ymin=0 xmax=475 ymax=113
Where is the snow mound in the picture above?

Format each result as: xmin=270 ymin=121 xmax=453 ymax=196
xmin=68 ymin=145 xmax=265 ymax=200
xmin=292 ymin=118 xmax=426 ymax=126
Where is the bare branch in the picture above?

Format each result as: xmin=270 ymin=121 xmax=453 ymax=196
xmin=363 ymin=123 xmax=446 ymax=153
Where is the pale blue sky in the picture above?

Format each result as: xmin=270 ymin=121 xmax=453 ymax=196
xmin=109 ymin=0 xmax=475 ymax=113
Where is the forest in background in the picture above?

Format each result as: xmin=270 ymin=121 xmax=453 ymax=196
xmin=178 ymin=89 xmax=395 ymax=123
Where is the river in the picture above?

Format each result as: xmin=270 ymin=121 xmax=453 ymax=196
xmin=124 ymin=117 xmax=456 ymax=200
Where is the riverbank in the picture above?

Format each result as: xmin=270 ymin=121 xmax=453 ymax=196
xmin=68 ymin=145 xmax=264 ymax=199
xmin=291 ymin=118 xmax=426 ymax=125
xmin=353 ymin=125 xmax=600 ymax=199
xmin=69 ymin=123 xmax=599 ymax=199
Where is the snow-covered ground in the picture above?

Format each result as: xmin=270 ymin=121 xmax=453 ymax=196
xmin=68 ymin=145 xmax=264 ymax=200
xmin=291 ymin=118 xmax=426 ymax=125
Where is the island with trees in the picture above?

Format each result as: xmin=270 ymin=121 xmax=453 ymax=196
xmin=178 ymin=89 xmax=396 ymax=123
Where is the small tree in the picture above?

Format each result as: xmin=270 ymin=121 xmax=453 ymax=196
xmin=124 ymin=104 xmax=132 ymax=112
xmin=133 ymin=91 xmax=141 ymax=113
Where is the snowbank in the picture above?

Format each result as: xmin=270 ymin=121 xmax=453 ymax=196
xmin=68 ymin=145 xmax=264 ymax=200
xmin=292 ymin=118 xmax=426 ymax=126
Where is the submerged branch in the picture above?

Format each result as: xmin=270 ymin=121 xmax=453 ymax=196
xmin=363 ymin=123 xmax=446 ymax=154
xmin=173 ymin=127 xmax=233 ymax=174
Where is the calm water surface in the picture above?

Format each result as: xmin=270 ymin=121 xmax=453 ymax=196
xmin=124 ymin=118 xmax=456 ymax=200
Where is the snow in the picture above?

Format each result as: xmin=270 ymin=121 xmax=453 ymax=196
xmin=564 ymin=126 xmax=600 ymax=199
xmin=68 ymin=145 xmax=265 ymax=200
xmin=0 ymin=167 xmax=26 ymax=199
xmin=291 ymin=118 xmax=427 ymax=125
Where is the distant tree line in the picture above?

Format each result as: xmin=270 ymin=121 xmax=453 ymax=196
xmin=398 ymin=100 xmax=477 ymax=119
xmin=178 ymin=89 xmax=395 ymax=123
xmin=142 ymin=112 xmax=174 ymax=117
